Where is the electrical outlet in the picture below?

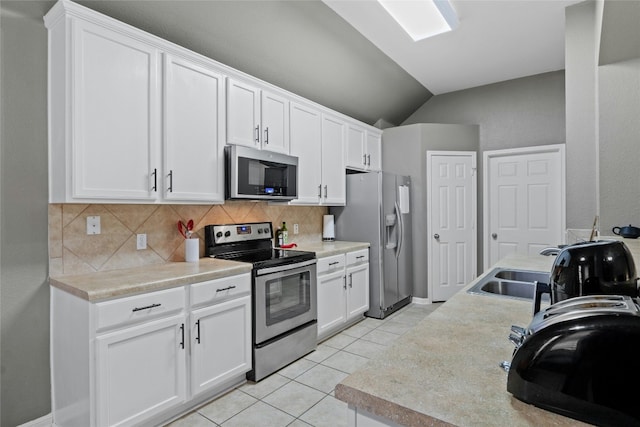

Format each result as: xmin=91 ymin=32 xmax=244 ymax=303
xmin=293 ymin=223 xmax=299 ymax=234
xmin=86 ymin=216 xmax=101 ymax=235
xmin=136 ymin=234 xmax=147 ymax=250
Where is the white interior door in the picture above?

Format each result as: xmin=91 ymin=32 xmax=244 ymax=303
xmin=484 ymin=145 xmax=566 ymax=269
xmin=428 ymin=151 xmax=477 ymax=302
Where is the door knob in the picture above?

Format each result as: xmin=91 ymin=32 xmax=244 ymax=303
xmin=492 ymin=233 xmax=498 ymax=239
xmin=434 ymin=234 xmax=440 ymax=239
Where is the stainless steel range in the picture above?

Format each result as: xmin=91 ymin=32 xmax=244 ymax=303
xmin=204 ymin=222 xmax=317 ymax=382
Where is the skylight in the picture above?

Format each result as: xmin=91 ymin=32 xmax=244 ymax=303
xmin=378 ymin=0 xmax=459 ymax=41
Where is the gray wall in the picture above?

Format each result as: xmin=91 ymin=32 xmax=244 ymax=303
xmin=599 ymin=57 xmax=640 ymax=234
xmin=565 ymin=0 xmax=600 ymax=231
xmin=400 ymin=71 xmax=566 ymax=278
xmin=382 ymin=124 xmax=479 ymax=299
xmin=0 ymin=2 xmax=51 ymax=426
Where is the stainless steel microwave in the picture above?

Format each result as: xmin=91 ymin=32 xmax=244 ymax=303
xmin=225 ymin=145 xmax=298 ymax=201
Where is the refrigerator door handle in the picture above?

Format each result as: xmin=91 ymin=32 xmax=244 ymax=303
xmin=395 ymin=201 xmax=403 ymax=259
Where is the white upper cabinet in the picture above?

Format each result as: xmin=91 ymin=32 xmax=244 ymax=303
xmin=289 ymin=102 xmax=323 ymax=204
xmin=163 ymin=54 xmax=225 ymax=202
xmin=45 ymin=0 xmax=379 ymax=204
xmin=320 ymin=114 xmax=346 ymax=205
xmin=226 ymin=78 xmax=290 ymax=154
xmin=46 ymin=1 xmax=226 ymax=204
xmin=289 ymin=103 xmax=346 ymax=206
xmin=63 ymin=18 xmax=161 ymax=202
xmin=345 ymin=123 xmax=382 ymax=172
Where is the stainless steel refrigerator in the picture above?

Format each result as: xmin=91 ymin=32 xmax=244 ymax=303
xmin=330 ymin=171 xmax=413 ymax=319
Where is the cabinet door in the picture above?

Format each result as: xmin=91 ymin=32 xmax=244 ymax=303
xmin=164 ymin=54 xmax=225 ymax=202
xmin=321 ymin=114 xmax=346 ymax=205
xmin=95 ymin=314 xmax=187 ymax=427
xmin=72 ymin=19 xmax=160 ymax=200
xmin=317 ymin=271 xmax=347 ymax=339
xmin=191 ymin=295 xmax=251 ymax=396
xmin=290 ymin=102 xmax=322 ymax=204
xmin=261 ymin=91 xmax=289 ymax=154
xmin=346 ymin=263 xmax=369 ymax=320
xmin=227 ymin=78 xmax=260 ymax=148
xmin=345 ymin=124 xmax=366 ymax=170
xmin=366 ymin=131 xmax=382 ymax=171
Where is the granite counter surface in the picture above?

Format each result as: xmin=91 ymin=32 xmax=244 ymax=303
xmin=294 ymin=241 xmax=370 ymax=258
xmin=49 ymin=258 xmax=252 ymax=302
xmin=334 ymin=253 xmax=592 ymax=427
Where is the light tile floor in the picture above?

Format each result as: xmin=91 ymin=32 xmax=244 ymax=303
xmin=166 ymin=303 xmax=442 ymax=427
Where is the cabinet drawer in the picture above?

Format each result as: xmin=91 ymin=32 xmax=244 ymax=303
xmin=95 ymin=287 xmax=185 ymax=332
xmin=346 ymin=249 xmax=369 ymax=266
xmin=190 ymin=273 xmax=251 ymax=307
xmin=317 ymin=254 xmax=345 ymax=275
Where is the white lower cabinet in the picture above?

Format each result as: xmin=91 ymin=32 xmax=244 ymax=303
xmin=51 ymin=273 xmax=252 ymax=427
xmin=317 ymin=249 xmax=369 ymax=341
xmin=95 ymin=314 xmax=187 ymax=427
xmin=190 ymin=295 xmax=251 ymax=396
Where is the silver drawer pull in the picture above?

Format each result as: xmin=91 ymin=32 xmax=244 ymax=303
xmin=216 ymin=285 xmax=236 ymax=293
xmin=356 ymin=255 xmax=365 ymax=259
xmin=132 ymin=303 xmax=161 ymax=312
xmin=329 ymin=261 xmax=340 ymax=266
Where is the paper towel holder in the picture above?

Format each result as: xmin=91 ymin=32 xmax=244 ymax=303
xmin=323 ymin=214 xmax=335 ymax=242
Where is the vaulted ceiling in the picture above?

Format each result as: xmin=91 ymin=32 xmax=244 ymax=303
xmin=4 ymin=1 xmax=632 ymax=127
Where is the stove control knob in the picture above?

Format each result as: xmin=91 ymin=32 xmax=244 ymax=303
xmin=257 ymin=229 xmax=263 ymax=234
xmin=216 ymin=232 xmax=223 ymax=238
xmin=263 ymin=228 xmax=270 ymax=234
xmin=224 ymin=231 xmax=231 ymax=237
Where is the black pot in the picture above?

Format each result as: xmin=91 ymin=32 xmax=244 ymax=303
xmin=533 ymin=240 xmax=638 ymax=313
xmin=612 ymin=225 xmax=640 ymax=239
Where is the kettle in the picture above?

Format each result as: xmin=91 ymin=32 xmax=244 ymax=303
xmin=612 ymin=224 xmax=640 ymax=239
xmin=533 ymin=240 xmax=638 ymax=313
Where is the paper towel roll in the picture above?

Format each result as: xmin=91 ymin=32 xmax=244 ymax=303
xmin=323 ymin=215 xmax=335 ymax=241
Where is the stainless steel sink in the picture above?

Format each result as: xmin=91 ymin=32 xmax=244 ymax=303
xmin=467 ymin=268 xmax=549 ymax=301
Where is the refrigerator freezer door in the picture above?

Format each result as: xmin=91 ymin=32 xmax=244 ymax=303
xmin=396 ymin=176 xmax=413 ymax=305
xmin=382 ymin=173 xmax=400 ymax=311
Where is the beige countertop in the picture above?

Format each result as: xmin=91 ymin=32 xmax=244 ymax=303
xmin=49 ymin=258 xmax=252 ymax=302
xmin=294 ymin=241 xmax=370 ymax=258
xmin=334 ymin=253 xmax=592 ymax=427
xmin=49 ymin=240 xmax=368 ymax=302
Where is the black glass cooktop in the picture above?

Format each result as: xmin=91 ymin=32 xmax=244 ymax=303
xmin=214 ymin=248 xmax=315 ymax=270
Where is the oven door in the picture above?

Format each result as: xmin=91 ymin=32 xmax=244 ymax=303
xmin=254 ymin=259 xmax=317 ymax=344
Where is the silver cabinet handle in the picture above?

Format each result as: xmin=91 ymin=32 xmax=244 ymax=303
xmin=195 ymin=319 xmax=201 ymax=344
xmin=168 ymin=170 xmax=173 ymax=193
xmin=349 ymin=273 xmax=353 ymax=288
xmin=363 ymin=154 xmax=367 ymax=165
xmin=179 ymin=323 xmax=185 ymax=349
xmin=318 ymin=185 xmax=322 ymax=198
xmin=324 ymin=185 xmax=327 ymax=198
xmin=254 ymin=125 xmax=260 ymax=143
xmin=367 ymin=154 xmax=371 ymax=166
xmin=343 ymin=276 xmax=347 ymax=290
xmin=216 ymin=285 xmax=236 ymax=292
xmin=264 ymin=127 xmax=269 ymax=144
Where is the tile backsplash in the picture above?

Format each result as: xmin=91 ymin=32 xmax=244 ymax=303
xmin=49 ymin=201 xmax=327 ymax=276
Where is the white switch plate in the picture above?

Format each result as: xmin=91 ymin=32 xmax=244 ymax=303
xmin=293 ymin=223 xmax=299 ymax=234
xmin=86 ymin=216 xmax=101 ymax=235
xmin=136 ymin=234 xmax=147 ymax=250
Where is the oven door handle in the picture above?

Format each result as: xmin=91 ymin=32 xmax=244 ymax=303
xmin=255 ymin=259 xmax=317 ymax=276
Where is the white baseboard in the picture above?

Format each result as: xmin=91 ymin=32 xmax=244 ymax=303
xmin=411 ymin=297 xmax=431 ymax=305
xmin=18 ymin=413 xmax=53 ymax=427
